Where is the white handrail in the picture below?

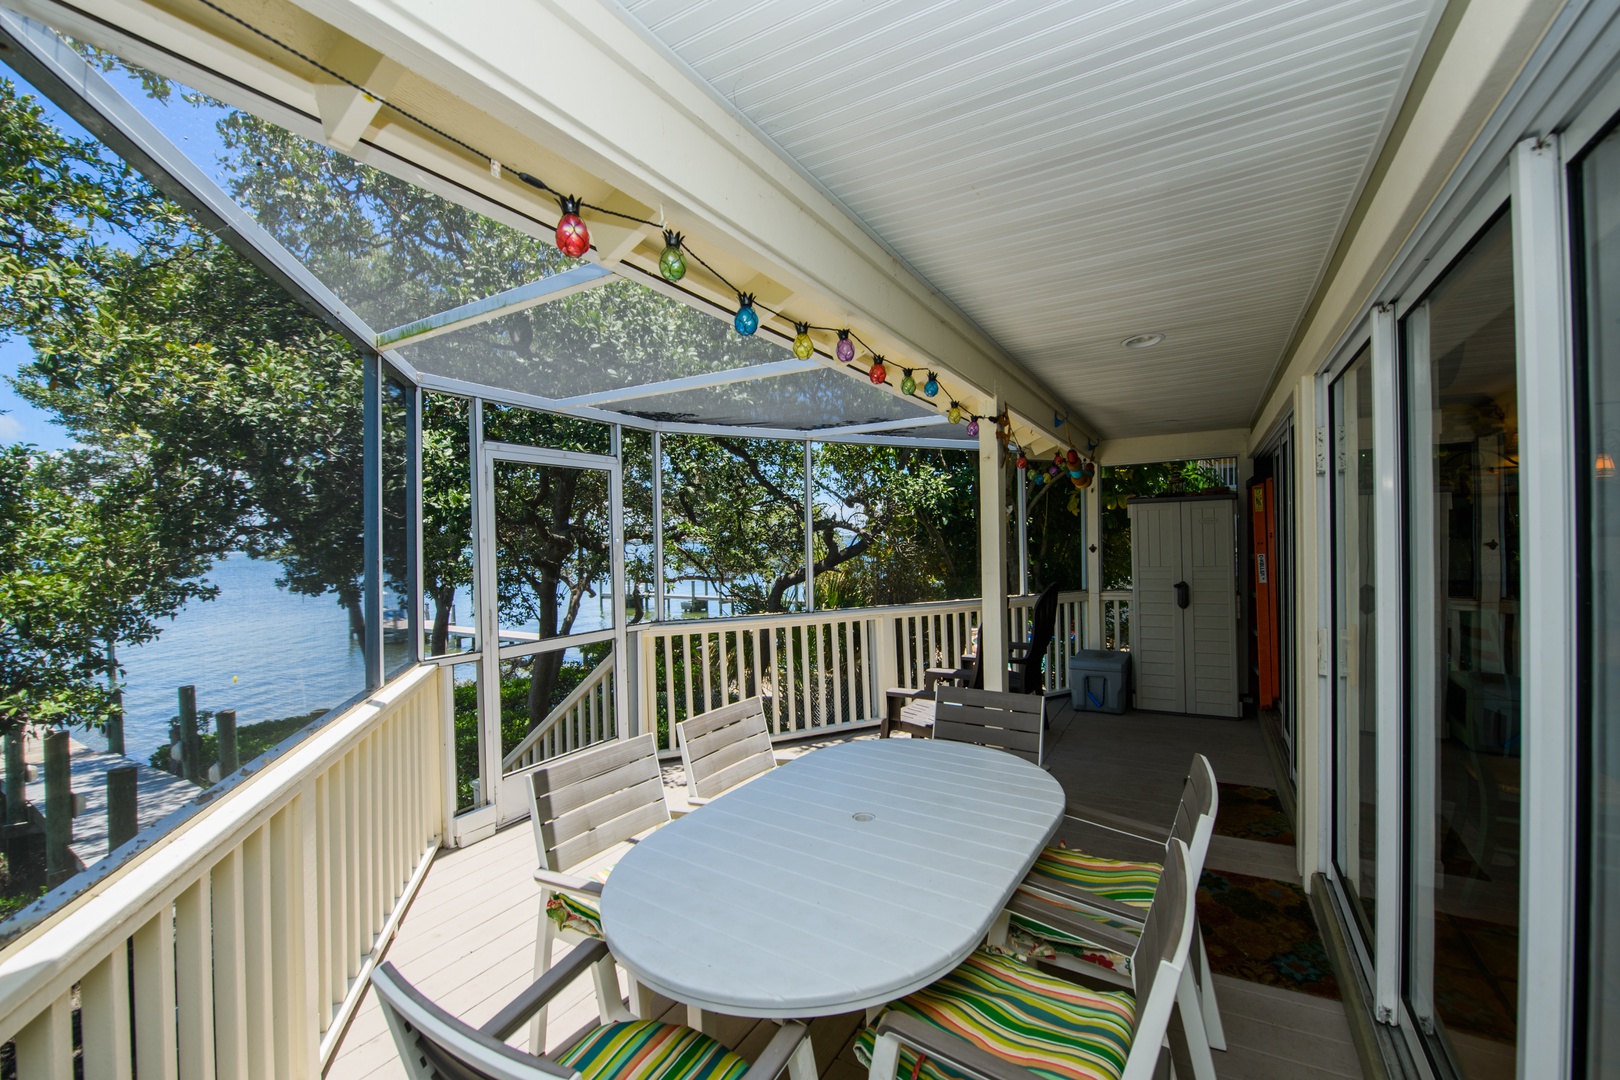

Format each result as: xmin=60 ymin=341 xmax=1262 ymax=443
xmin=502 ymin=654 xmax=617 ymax=771
xmin=0 ymin=663 xmax=446 ymax=1073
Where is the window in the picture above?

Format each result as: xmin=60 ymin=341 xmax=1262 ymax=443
xmin=1579 ymin=123 xmax=1620 ymax=1079
xmin=1404 ymin=213 xmax=1519 ymax=1079
xmin=1330 ymin=344 xmax=1378 ymax=945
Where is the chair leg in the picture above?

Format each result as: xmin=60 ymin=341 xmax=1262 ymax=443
xmin=786 ymin=1029 xmax=818 ymax=1080
xmin=529 ymin=905 xmax=556 ymax=1053
xmin=1175 ymin=966 xmax=1217 ymax=1080
xmin=1193 ymin=928 xmax=1226 ymax=1051
xmin=867 ymin=1032 xmax=902 ymax=1080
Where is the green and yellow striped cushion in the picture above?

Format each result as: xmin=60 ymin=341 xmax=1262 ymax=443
xmin=987 ymin=844 xmax=1159 ymax=973
xmin=854 ymin=950 xmax=1137 ymax=1080
xmin=557 ymin=1021 xmax=749 ymax=1080
xmin=1030 ymin=844 xmax=1161 ymax=908
xmin=545 ymin=868 xmax=613 ymax=939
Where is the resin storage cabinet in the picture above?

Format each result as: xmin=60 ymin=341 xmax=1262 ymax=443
xmin=1128 ymin=493 xmax=1241 ymax=717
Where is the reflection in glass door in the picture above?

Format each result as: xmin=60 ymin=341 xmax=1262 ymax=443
xmin=475 ymin=441 xmax=625 ymax=825
xmin=1331 ymin=345 xmax=1378 ymax=944
xmin=1404 ymin=214 xmax=1519 ymax=1080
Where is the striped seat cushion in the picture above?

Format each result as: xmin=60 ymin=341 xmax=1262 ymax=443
xmin=1031 ymin=844 xmax=1161 ymax=908
xmin=545 ymin=868 xmax=613 ymax=939
xmin=854 ymin=950 xmax=1137 ymax=1080
xmin=987 ymin=843 xmax=1160 ymax=973
xmin=557 ymin=1021 xmax=750 ymax=1080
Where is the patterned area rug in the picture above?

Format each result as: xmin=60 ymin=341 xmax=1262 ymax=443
xmin=1214 ymin=783 xmax=1296 ymax=846
xmin=1198 ymin=869 xmax=1340 ymax=1000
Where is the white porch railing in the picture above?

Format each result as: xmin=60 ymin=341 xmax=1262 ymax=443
xmin=502 ymin=655 xmax=617 ymax=772
xmin=0 ymin=663 xmax=446 ymax=1076
xmin=633 ymin=604 xmax=920 ymax=753
xmin=1102 ymin=590 xmax=1132 ymax=650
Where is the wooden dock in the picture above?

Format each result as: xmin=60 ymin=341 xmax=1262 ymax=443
xmin=17 ymin=731 xmax=201 ymax=872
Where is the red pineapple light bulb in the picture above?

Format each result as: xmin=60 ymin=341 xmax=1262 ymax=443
xmin=556 ymin=196 xmax=590 ymax=257
xmin=869 ymin=357 xmax=888 ymax=385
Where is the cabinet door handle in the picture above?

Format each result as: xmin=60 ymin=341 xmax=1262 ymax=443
xmin=1174 ymin=581 xmax=1190 ymax=609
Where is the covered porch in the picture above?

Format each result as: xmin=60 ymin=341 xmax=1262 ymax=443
xmin=0 ymin=0 xmax=1595 ymax=1077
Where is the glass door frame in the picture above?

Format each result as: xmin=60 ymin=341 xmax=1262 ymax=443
xmin=472 ymin=423 xmax=627 ymax=828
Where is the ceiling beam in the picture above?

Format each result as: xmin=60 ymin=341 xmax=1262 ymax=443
xmin=547 ymin=358 xmax=820 ymax=409
xmin=373 ymin=262 xmax=616 ymax=349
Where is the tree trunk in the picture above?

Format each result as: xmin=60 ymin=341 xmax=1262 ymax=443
xmin=430 ymin=583 xmax=456 ymax=656
xmin=345 ymin=594 xmax=365 ymax=643
xmin=525 ymin=571 xmax=564 ymax=729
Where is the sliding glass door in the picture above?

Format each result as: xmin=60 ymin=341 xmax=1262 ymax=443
xmin=1331 ymin=345 xmax=1379 ymax=947
xmin=1579 ymin=123 xmax=1620 ymax=1079
xmin=1404 ymin=213 xmax=1520 ymax=1080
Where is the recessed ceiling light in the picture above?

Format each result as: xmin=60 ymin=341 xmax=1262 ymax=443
xmin=1121 ymin=333 xmax=1165 ymax=349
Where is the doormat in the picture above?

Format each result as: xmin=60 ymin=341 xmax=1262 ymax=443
xmin=1214 ymin=784 xmax=1296 ymax=846
xmin=1197 ymin=869 xmax=1340 ymax=1000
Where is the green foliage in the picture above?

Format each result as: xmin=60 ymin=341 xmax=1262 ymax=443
xmin=0 ymin=444 xmax=216 ymax=731
xmin=1098 ymin=461 xmax=1230 ymax=589
xmin=146 ymin=708 xmax=323 ymax=777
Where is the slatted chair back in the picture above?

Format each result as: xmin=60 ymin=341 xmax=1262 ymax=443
xmin=677 ymin=697 xmax=776 ymax=802
xmin=1010 ymin=584 xmax=1059 ymax=694
xmin=1168 ymin=754 xmax=1219 ymax=872
xmin=1123 ymin=838 xmax=1195 ymax=1075
xmin=932 ymin=687 xmax=1044 ymax=766
xmin=527 ymin=732 xmax=669 ymax=874
xmin=373 ymin=961 xmax=573 ymax=1080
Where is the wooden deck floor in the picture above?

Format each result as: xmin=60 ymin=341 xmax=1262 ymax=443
xmin=331 ymin=704 xmax=1364 ymax=1079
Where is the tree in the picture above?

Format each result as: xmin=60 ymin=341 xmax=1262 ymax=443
xmin=0 ymin=444 xmax=217 ymax=734
xmin=1098 ymin=460 xmax=1229 ymax=589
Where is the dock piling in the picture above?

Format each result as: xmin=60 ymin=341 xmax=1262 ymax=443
xmin=44 ymin=731 xmax=72 ymax=886
xmin=179 ymin=685 xmax=201 ymax=785
xmin=218 ymin=709 xmax=238 ymax=778
xmin=106 ymin=764 xmax=137 ymax=851
xmin=4 ymin=728 xmax=26 ymax=826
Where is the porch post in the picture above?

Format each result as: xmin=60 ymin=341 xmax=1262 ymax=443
xmin=804 ymin=440 xmax=815 ymax=613
xmin=362 ymin=353 xmax=384 ymax=690
xmin=1085 ymin=472 xmax=1102 ymax=649
xmin=652 ymin=430 xmax=665 ymax=622
xmin=979 ymin=410 xmax=1009 ymax=691
xmin=1016 ymin=461 xmax=1028 ymax=596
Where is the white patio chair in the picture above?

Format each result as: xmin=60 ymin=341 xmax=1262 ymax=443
xmin=931 ymin=686 xmax=1044 ymax=766
xmin=990 ymin=755 xmax=1225 ymax=1080
xmin=858 ymin=838 xmax=1197 ymax=1080
xmin=373 ymin=939 xmax=817 ymax=1080
xmin=676 ymin=697 xmax=780 ymax=807
xmin=527 ymin=732 xmax=670 ymax=1049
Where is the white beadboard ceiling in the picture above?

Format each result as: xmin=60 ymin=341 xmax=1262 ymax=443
xmin=613 ymin=0 xmax=1441 ymax=439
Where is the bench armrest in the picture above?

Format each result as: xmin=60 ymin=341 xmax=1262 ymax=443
xmin=740 ymin=1021 xmax=811 ymax=1080
xmin=479 ymin=938 xmax=610 ymax=1044
xmin=873 ymin=1012 xmax=1030 ymax=1080
xmin=533 ymin=869 xmax=605 ymax=898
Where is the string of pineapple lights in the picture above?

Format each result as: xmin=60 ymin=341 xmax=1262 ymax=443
xmin=191 ymin=0 xmax=1097 ymax=482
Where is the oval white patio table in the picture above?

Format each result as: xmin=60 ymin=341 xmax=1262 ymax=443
xmin=599 ymin=737 xmax=1066 ymax=1019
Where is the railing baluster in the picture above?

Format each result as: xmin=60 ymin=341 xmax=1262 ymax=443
xmin=132 ymin=908 xmax=178 ymax=1079
xmin=79 ymin=946 xmax=132 ymax=1080
xmin=213 ymin=849 xmax=251 ymax=1078
xmin=176 ymin=876 xmax=217 ymax=1080
xmin=13 ymin=990 xmax=73 ymax=1077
